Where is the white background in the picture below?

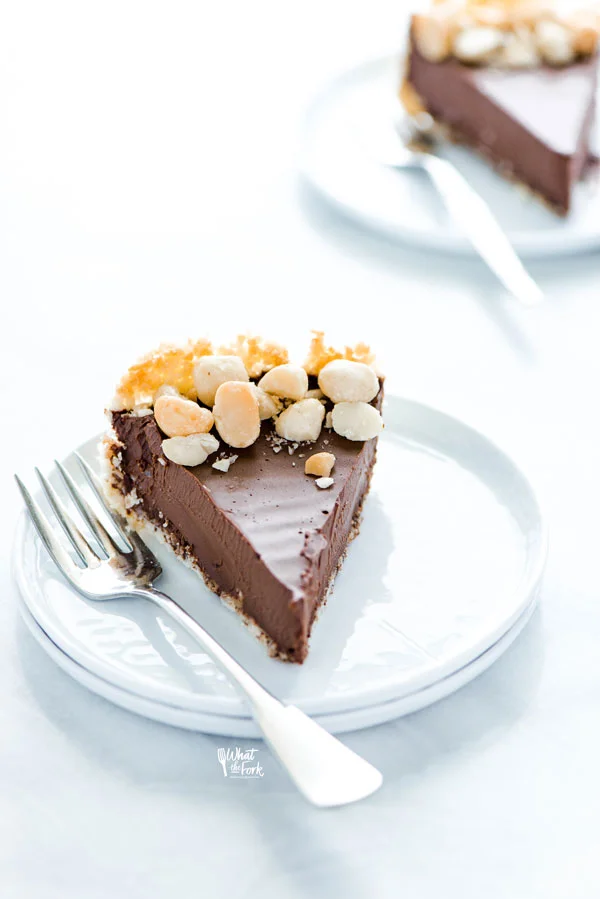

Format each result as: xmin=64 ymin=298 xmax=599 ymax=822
xmin=2 ymin=1 xmax=600 ymax=896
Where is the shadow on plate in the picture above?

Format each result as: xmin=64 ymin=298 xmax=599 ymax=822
xmin=344 ymin=604 xmax=544 ymax=785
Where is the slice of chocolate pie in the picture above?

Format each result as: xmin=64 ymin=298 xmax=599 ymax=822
xmin=401 ymin=0 xmax=600 ymax=214
xmin=103 ymin=334 xmax=383 ymax=663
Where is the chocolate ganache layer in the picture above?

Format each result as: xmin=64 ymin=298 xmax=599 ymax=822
xmin=109 ymin=387 xmax=382 ymax=663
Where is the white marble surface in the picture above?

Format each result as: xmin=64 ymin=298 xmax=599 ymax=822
xmin=2 ymin=2 xmax=600 ymax=896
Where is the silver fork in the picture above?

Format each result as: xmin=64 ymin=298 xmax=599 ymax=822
xmin=15 ymin=454 xmax=382 ymax=807
xmin=359 ymin=113 xmax=543 ymax=307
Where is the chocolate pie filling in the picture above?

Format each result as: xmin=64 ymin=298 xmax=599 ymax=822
xmin=109 ymin=386 xmax=382 ymax=662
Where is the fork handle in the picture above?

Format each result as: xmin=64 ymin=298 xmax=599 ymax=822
xmin=420 ymin=155 xmax=543 ymax=306
xmin=136 ymin=587 xmax=383 ymax=807
xmin=142 ymin=587 xmax=278 ymax=708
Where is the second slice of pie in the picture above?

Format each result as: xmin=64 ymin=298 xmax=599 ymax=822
xmin=401 ymin=0 xmax=600 ymax=215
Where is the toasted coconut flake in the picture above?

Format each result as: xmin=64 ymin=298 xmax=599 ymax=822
xmin=217 ymin=335 xmax=289 ymax=379
xmin=115 ymin=339 xmax=213 ymax=410
xmin=303 ymin=331 xmax=376 ymax=376
xmin=112 ymin=333 xmax=378 ymax=410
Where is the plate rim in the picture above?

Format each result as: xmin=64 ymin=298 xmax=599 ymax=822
xmin=13 ymin=394 xmax=549 ymax=717
xmin=300 ymin=52 xmax=600 ymax=259
xmin=16 ymin=591 xmax=539 ymax=736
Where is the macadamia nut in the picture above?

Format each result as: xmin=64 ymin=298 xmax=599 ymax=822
xmin=162 ymin=433 xmax=219 ymax=467
xmin=193 ymin=355 xmax=249 ymax=406
xmin=305 ymin=452 xmax=336 ymax=477
xmin=258 ymin=364 xmax=308 ymax=401
xmin=154 ymin=395 xmax=214 ymax=437
xmin=332 ymin=402 xmax=383 ymax=441
xmin=275 ymin=398 xmax=325 ymax=442
xmin=318 ymin=360 xmax=379 ymax=404
xmin=213 ymin=381 xmax=260 ymax=448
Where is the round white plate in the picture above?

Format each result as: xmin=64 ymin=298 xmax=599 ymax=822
xmin=14 ymin=396 xmax=547 ymax=719
xmin=17 ymin=592 xmax=538 ymax=736
xmin=301 ymin=55 xmax=600 ymax=257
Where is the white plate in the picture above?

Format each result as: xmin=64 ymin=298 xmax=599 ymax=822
xmin=301 ymin=55 xmax=600 ymax=258
xmin=17 ymin=593 xmax=539 ymax=736
xmin=14 ymin=396 xmax=547 ymax=719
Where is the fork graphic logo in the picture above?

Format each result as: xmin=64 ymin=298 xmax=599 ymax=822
xmin=217 ymin=746 xmax=264 ymax=778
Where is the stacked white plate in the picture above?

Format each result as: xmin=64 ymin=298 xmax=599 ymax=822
xmin=14 ymin=397 xmax=547 ymax=736
xmin=301 ymin=55 xmax=600 ymax=257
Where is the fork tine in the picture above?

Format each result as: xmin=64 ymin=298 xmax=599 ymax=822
xmin=34 ymin=467 xmax=99 ymax=567
xmin=54 ymin=460 xmax=120 ymax=558
xmin=15 ymin=475 xmax=81 ymax=580
xmin=73 ymin=452 xmax=160 ymax=568
xmin=73 ymin=452 xmax=132 ymax=547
